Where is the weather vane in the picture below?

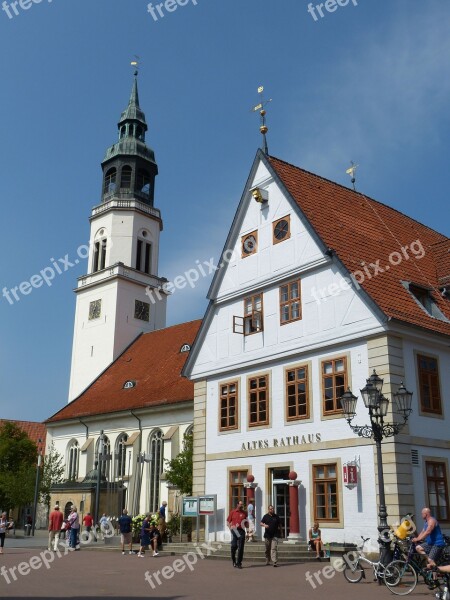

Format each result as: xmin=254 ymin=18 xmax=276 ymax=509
xmin=346 ymin=161 xmax=359 ymax=191
xmin=252 ymin=86 xmax=272 ymax=155
xmin=130 ymin=55 xmax=141 ymax=77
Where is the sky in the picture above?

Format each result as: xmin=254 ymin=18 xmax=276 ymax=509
xmin=0 ymin=0 xmax=449 ymax=422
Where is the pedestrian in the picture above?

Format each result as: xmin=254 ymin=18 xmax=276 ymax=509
xmin=118 ymin=509 xmax=133 ymax=555
xmin=308 ymin=521 xmax=323 ymax=559
xmin=158 ymin=501 xmax=168 ymax=538
xmin=412 ymin=507 xmax=446 ymax=567
xmin=261 ymin=505 xmax=281 ymax=567
xmin=99 ymin=513 xmax=109 ymax=539
xmin=68 ymin=506 xmax=80 ymax=550
xmin=48 ymin=505 xmax=64 ymax=551
xmin=226 ymin=500 xmax=248 ymax=569
xmin=0 ymin=512 xmax=14 ymax=554
xmin=83 ymin=512 xmax=93 ymax=533
xmin=138 ymin=515 xmax=159 ymax=557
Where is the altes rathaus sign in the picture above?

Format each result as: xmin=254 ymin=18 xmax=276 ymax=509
xmin=240 ymin=433 xmax=322 ymax=452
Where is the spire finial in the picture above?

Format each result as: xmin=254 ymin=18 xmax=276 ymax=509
xmin=130 ymin=55 xmax=140 ymax=78
xmin=128 ymin=56 xmax=141 ymax=107
xmin=252 ymin=86 xmax=272 ymax=155
xmin=346 ymin=161 xmax=359 ymax=191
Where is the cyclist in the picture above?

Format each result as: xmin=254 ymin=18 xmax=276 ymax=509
xmin=412 ymin=507 xmax=446 ymax=567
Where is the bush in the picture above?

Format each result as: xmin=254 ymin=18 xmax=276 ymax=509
xmin=132 ymin=513 xmax=159 ymax=536
xmin=167 ymin=513 xmax=192 ymax=536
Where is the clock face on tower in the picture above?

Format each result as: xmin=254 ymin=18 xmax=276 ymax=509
xmin=88 ymin=299 xmax=102 ymax=320
xmin=134 ymin=300 xmax=150 ymax=322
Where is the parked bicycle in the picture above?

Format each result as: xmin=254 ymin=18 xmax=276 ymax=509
xmin=343 ymin=537 xmax=389 ymax=584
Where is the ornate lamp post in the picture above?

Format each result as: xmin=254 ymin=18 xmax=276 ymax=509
xmin=340 ymin=370 xmax=413 ymax=564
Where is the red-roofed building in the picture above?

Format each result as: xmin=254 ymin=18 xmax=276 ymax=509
xmin=0 ymin=420 xmax=46 ymax=449
xmin=183 ymin=149 xmax=450 ymax=546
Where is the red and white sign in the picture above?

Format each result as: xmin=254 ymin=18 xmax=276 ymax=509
xmin=343 ymin=464 xmax=358 ymax=486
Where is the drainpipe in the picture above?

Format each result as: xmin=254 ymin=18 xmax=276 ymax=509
xmin=130 ymin=411 xmax=142 ymax=515
xmin=78 ymin=419 xmax=89 ymax=439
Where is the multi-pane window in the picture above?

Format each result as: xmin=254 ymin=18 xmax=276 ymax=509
xmin=116 ymin=433 xmax=129 ymax=478
xmin=273 ymin=216 xmax=291 ymax=244
xmin=313 ymin=464 xmax=339 ymax=521
xmin=280 ymin=280 xmax=302 ymax=324
xmin=229 ymin=470 xmax=248 ymax=512
xmin=322 ymin=357 xmax=347 ymax=414
xmin=244 ymin=294 xmax=263 ymax=335
xmin=426 ymin=461 xmax=449 ymax=522
xmin=248 ymin=375 xmax=269 ymax=426
xmin=220 ymin=382 xmax=239 ymax=431
xmin=286 ymin=366 xmax=309 ymax=421
xmin=148 ymin=429 xmax=164 ymax=512
xmin=417 ymin=355 xmax=442 ymax=414
xmin=120 ymin=165 xmax=132 ymax=188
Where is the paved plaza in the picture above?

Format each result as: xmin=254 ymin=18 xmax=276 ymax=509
xmin=0 ymin=536 xmax=433 ymax=600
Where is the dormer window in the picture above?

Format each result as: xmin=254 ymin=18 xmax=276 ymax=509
xmin=123 ymin=380 xmax=136 ymax=389
xmin=404 ymin=281 xmax=449 ymax=322
xmin=180 ymin=344 xmax=191 ymax=353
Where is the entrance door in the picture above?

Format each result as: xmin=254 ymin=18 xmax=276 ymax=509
xmin=271 ymin=468 xmax=290 ymax=538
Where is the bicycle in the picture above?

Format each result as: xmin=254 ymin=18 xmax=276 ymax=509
xmin=384 ymin=538 xmax=445 ymax=595
xmin=343 ymin=537 xmax=387 ymax=584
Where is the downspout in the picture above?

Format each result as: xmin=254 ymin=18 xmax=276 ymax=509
xmin=130 ymin=411 xmax=143 ymax=515
xmin=78 ymin=418 xmax=89 ymax=439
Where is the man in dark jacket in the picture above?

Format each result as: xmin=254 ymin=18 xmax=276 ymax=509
xmin=261 ymin=505 xmax=281 ymax=567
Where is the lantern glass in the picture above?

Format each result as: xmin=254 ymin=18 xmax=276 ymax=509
xmin=393 ymin=382 xmax=413 ymax=416
xmin=360 ymin=382 xmax=380 ymax=409
xmin=378 ymin=396 xmax=389 ymax=417
xmin=340 ymin=388 xmax=358 ymax=419
xmin=367 ymin=369 xmax=384 ymax=394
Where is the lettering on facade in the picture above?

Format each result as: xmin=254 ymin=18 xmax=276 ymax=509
xmin=240 ymin=433 xmax=322 ymax=452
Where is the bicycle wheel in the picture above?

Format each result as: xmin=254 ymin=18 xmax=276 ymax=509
xmin=384 ymin=560 xmax=418 ymax=595
xmin=343 ymin=561 xmax=364 ymax=583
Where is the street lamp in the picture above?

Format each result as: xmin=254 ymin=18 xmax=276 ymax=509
xmin=32 ymin=438 xmax=43 ymax=536
xmin=340 ymin=370 xmax=413 ymax=565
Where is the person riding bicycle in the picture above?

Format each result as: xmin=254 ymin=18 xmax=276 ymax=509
xmin=412 ymin=507 xmax=446 ymax=567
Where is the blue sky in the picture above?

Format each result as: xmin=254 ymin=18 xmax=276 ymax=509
xmin=0 ymin=0 xmax=449 ymax=422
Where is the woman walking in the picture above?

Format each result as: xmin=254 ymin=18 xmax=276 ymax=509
xmin=0 ymin=512 xmax=14 ymax=554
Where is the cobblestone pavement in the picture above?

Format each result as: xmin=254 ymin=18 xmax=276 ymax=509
xmin=0 ymin=546 xmax=433 ymax=600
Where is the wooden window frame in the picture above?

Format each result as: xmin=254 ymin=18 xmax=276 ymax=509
xmin=426 ymin=460 xmax=450 ymax=523
xmin=286 ymin=364 xmax=309 ymax=421
xmin=279 ymin=280 xmax=302 ymax=325
xmin=248 ymin=374 xmax=269 ymax=427
xmin=229 ymin=469 xmax=248 ymax=513
xmin=417 ymin=354 xmax=442 ymax=415
xmin=243 ymin=293 xmax=264 ymax=336
xmin=219 ymin=381 xmax=239 ymax=432
xmin=241 ymin=231 xmax=258 ymax=258
xmin=321 ymin=357 xmax=347 ymax=415
xmin=313 ymin=463 xmax=339 ymax=523
xmin=272 ymin=215 xmax=291 ymax=245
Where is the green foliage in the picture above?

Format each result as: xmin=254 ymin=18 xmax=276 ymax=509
xmin=0 ymin=422 xmax=37 ymax=510
xmin=132 ymin=513 xmax=158 ymax=536
xmin=167 ymin=513 xmax=192 ymax=535
xmin=39 ymin=442 xmax=64 ymax=510
xmin=164 ymin=433 xmax=193 ymax=496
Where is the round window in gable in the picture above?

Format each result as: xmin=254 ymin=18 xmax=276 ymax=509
xmin=123 ymin=380 xmax=136 ymax=389
xmin=180 ymin=344 xmax=191 ymax=353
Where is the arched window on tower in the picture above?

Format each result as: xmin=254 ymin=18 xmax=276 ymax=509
xmin=104 ymin=168 xmax=117 ymax=194
xmin=67 ymin=440 xmax=80 ymax=481
xmin=137 ymin=169 xmax=151 ymax=197
xmin=95 ymin=435 xmax=111 ymax=481
xmin=93 ymin=238 xmax=107 ymax=272
xmin=115 ymin=433 xmax=129 ymax=479
xmin=148 ymin=429 xmax=164 ymax=512
xmin=120 ymin=165 xmax=132 ymax=189
xmin=120 ymin=126 xmax=126 ymax=139
xmin=136 ymin=126 xmax=144 ymax=141
xmin=136 ymin=236 xmax=151 ymax=274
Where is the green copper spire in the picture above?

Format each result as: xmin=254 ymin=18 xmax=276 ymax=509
xmin=119 ymin=73 xmax=147 ymax=130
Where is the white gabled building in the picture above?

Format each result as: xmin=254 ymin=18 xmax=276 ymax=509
xmin=183 ymin=150 xmax=450 ymax=544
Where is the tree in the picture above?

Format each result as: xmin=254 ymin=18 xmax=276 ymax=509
xmin=0 ymin=421 xmax=37 ymax=510
xmin=39 ymin=442 xmax=64 ymax=511
xmin=164 ymin=433 xmax=193 ymax=496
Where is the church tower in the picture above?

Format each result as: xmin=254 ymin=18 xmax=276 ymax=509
xmin=68 ymin=73 xmax=168 ymax=402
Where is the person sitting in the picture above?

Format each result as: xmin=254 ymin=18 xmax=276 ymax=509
xmin=309 ymin=522 xmax=323 ymax=559
xmin=412 ymin=507 xmax=446 ymax=568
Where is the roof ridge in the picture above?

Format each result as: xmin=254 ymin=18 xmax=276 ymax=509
xmin=141 ymin=318 xmax=203 ymax=336
xmin=268 ymin=155 xmax=449 ymax=241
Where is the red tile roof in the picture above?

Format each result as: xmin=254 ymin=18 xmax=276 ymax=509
xmin=46 ymin=320 xmax=201 ymax=422
xmin=0 ymin=420 xmax=46 ymax=447
xmin=269 ymin=156 xmax=450 ymax=336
